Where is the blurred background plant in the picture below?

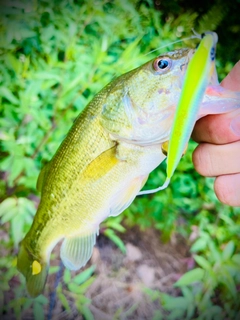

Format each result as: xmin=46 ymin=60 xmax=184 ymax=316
xmin=0 ymin=0 xmax=240 ymax=319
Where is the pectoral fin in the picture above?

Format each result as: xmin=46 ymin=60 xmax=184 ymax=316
xmin=60 ymin=231 xmax=97 ymax=270
xmin=109 ymin=175 xmax=148 ymax=217
xmin=82 ymin=145 xmax=119 ymax=181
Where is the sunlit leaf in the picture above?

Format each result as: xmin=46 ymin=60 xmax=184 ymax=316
xmin=0 ymin=86 xmax=19 ymax=104
xmin=49 ymin=266 xmax=60 ymax=275
xmin=190 ymin=238 xmax=207 ymax=253
xmin=174 ymin=268 xmax=205 ymax=287
xmin=63 ymin=269 xmax=71 ymax=284
xmin=104 ymin=228 xmax=126 ymax=253
xmin=72 ymin=265 xmax=95 ymax=285
xmin=33 ymin=302 xmax=44 ymax=320
xmin=0 ymin=198 xmax=16 ymax=219
xmin=222 ymin=241 xmax=235 ymax=261
xmin=194 ymin=255 xmax=212 ymax=270
xmin=232 ymin=254 xmax=240 ymax=265
xmin=58 ymin=292 xmax=71 ymax=312
xmin=218 ymin=267 xmax=237 ymax=298
xmin=78 ymin=305 xmax=94 ymax=320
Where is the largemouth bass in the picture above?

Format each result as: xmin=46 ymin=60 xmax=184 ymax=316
xmin=17 ymin=40 xmax=240 ymax=297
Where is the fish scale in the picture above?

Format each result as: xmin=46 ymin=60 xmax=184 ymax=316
xmin=17 ymin=43 xmax=240 ymax=297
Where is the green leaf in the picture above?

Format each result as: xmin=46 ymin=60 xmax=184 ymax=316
xmin=63 ymin=269 xmax=71 ymax=284
xmin=68 ymin=282 xmax=82 ymax=294
xmin=34 ymin=295 xmax=48 ymax=305
xmin=208 ymin=241 xmax=221 ymax=263
xmin=72 ymin=265 xmax=95 ymax=285
xmin=222 ymin=241 xmax=235 ymax=261
xmin=218 ymin=267 xmax=237 ymax=298
xmin=0 ymin=86 xmax=19 ymax=105
xmin=232 ymin=254 xmax=240 ymax=265
xmin=105 ymin=221 xmax=126 ymax=233
xmin=152 ymin=310 xmax=163 ymax=320
xmin=144 ymin=288 xmax=161 ymax=301
xmin=194 ymin=255 xmax=212 ymax=270
xmin=169 ymin=308 xmax=186 ymax=320
xmin=1 ymin=206 xmax=18 ymax=224
xmin=190 ymin=238 xmax=207 ymax=252
xmin=186 ymin=303 xmax=195 ymax=320
xmin=77 ymin=277 xmax=95 ymax=294
xmin=5 ymin=53 xmax=22 ymax=73
xmin=33 ymin=71 xmax=61 ymax=81
xmin=77 ymin=295 xmax=91 ymax=305
xmin=104 ymin=229 xmax=126 ymax=253
xmin=174 ymin=268 xmax=205 ymax=287
xmin=58 ymin=292 xmax=71 ymax=312
xmin=61 ymin=74 xmax=84 ymax=98
xmin=0 ymin=198 xmax=16 ymax=219
xmin=164 ymin=296 xmax=189 ymax=311
xmin=11 ymin=215 xmax=24 ymax=247
xmin=33 ymin=302 xmax=45 ymax=320
xmin=49 ymin=266 xmax=60 ymax=275
xmin=199 ymin=305 xmax=223 ymax=320
xmin=78 ymin=305 xmax=94 ymax=320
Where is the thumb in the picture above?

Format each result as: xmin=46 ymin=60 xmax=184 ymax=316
xmin=221 ymin=60 xmax=240 ymax=137
xmin=221 ymin=60 xmax=240 ymax=91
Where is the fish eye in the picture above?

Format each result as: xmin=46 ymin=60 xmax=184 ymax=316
xmin=153 ymin=57 xmax=172 ymax=73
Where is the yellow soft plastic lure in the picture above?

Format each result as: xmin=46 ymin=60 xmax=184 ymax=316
xmin=139 ymin=32 xmax=218 ymax=195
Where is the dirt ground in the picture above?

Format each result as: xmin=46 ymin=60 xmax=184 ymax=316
xmin=88 ymin=227 xmax=189 ymax=320
xmin=2 ymin=227 xmax=190 ymax=320
xmin=51 ymin=227 xmax=189 ymax=320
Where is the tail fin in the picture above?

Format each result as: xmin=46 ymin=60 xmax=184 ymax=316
xmin=17 ymin=242 xmax=49 ymax=298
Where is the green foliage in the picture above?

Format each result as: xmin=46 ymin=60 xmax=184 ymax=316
xmin=102 ymin=215 xmax=126 ymax=253
xmin=58 ymin=266 xmax=96 ymax=320
xmin=0 ymin=0 xmax=240 ymax=319
xmin=0 ymin=197 xmax=35 ymax=247
xmin=146 ymin=227 xmax=240 ymax=319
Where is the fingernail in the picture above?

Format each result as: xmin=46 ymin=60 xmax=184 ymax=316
xmin=230 ymin=114 xmax=240 ymax=136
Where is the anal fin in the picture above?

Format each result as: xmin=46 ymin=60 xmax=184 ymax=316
xmin=60 ymin=231 xmax=97 ymax=271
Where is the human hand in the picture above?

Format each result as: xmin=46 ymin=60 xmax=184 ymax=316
xmin=192 ymin=61 xmax=240 ymax=207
